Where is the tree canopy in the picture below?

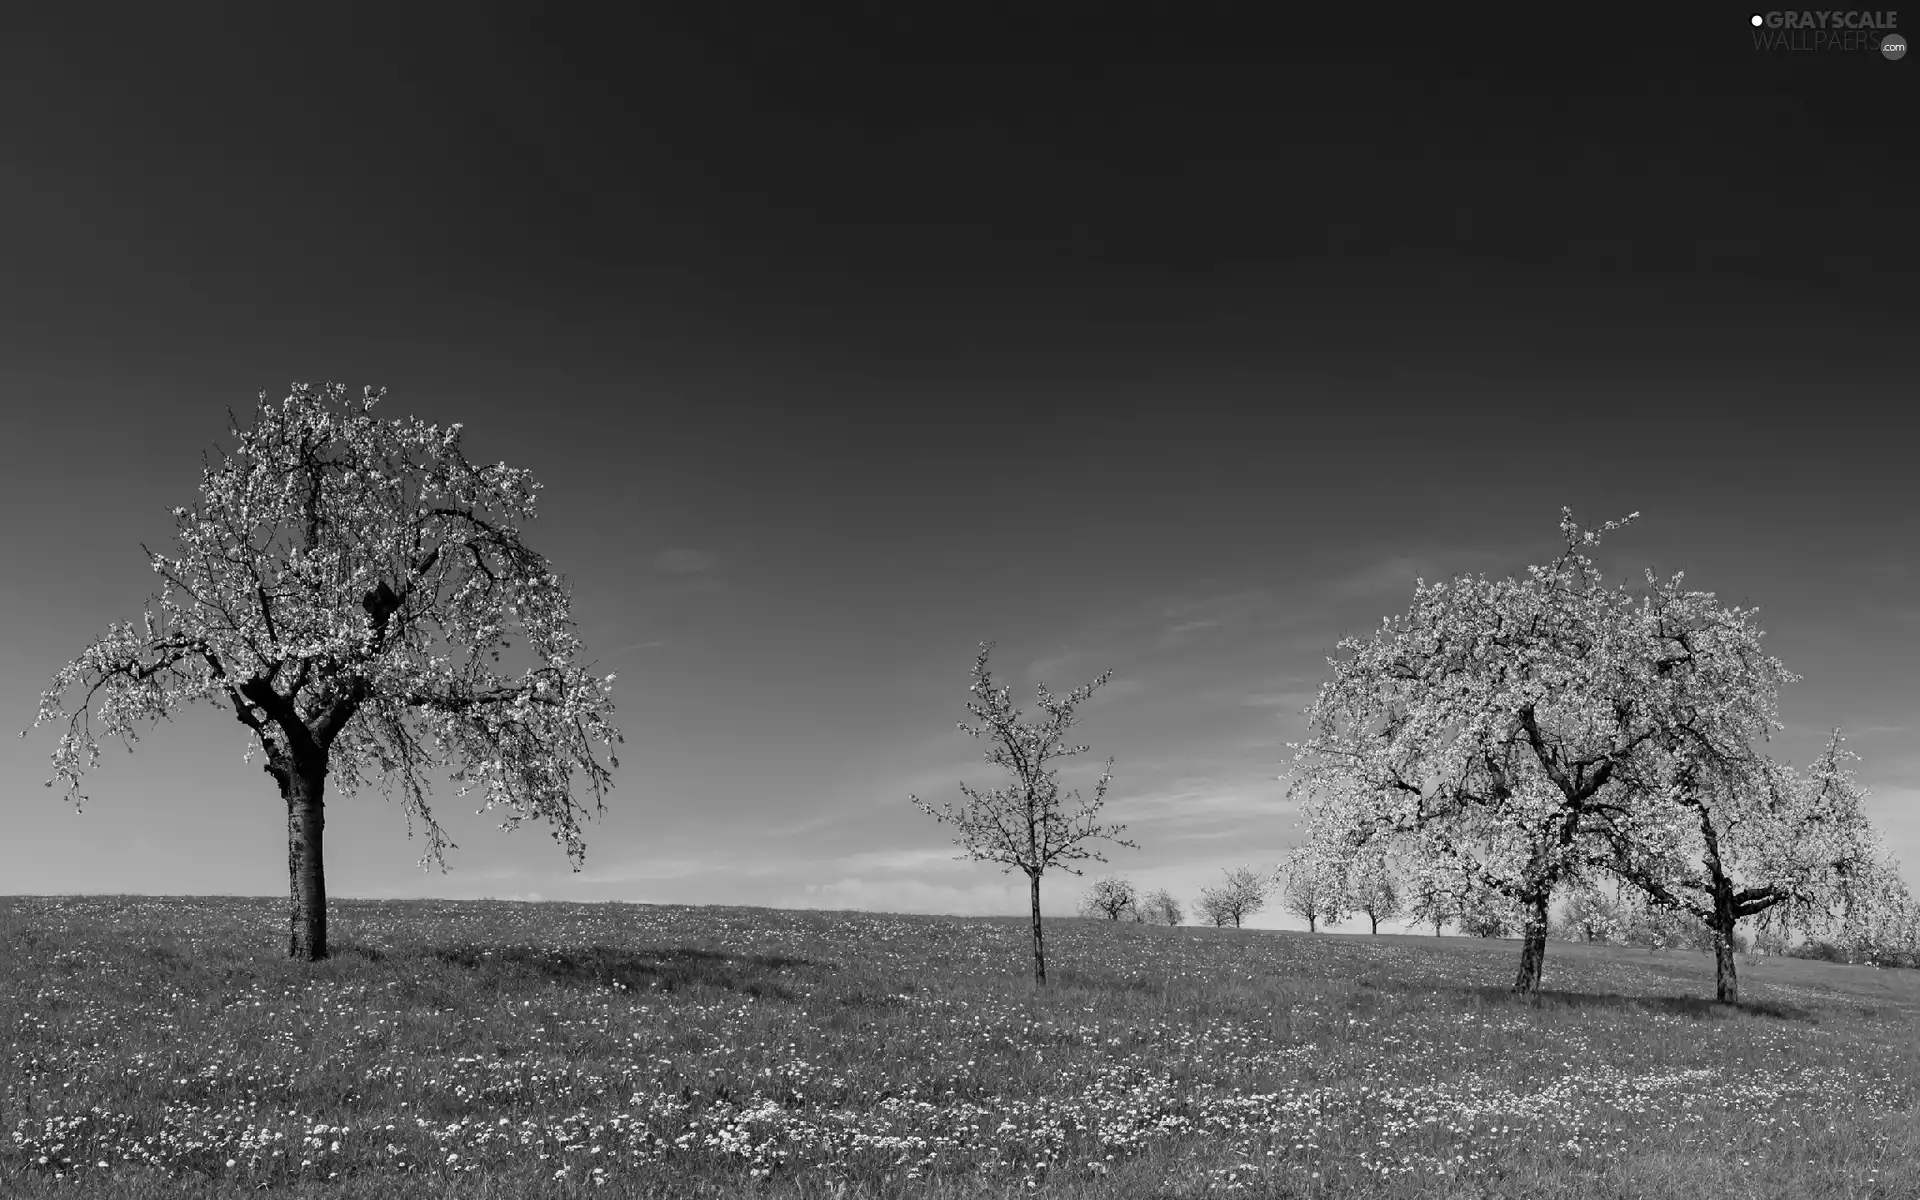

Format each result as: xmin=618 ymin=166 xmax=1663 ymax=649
xmin=27 ymin=384 xmax=623 ymax=959
xmin=1198 ymin=864 xmax=1276 ymax=929
xmin=1290 ymin=510 xmax=1799 ymax=993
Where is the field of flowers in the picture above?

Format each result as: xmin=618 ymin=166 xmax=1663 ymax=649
xmin=3 ymin=896 xmax=1917 ymax=1198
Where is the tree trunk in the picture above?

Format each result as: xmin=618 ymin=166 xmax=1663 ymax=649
xmin=285 ymin=763 xmax=329 ymax=961
xmin=1512 ymin=893 xmax=1549 ymax=994
xmin=1306 ymin=914 xmax=1316 ymax=933
xmin=1028 ymin=871 xmax=1045 ymax=986
xmin=1369 ymin=912 xmax=1379 ymax=934
xmin=1711 ymin=891 xmax=1739 ymax=1004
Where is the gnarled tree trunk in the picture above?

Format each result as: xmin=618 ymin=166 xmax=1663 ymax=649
xmin=1711 ymin=887 xmax=1739 ymax=1004
xmin=1513 ymin=893 xmax=1550 ymax=993
xmin=283 ymin=761 xmax=329 ymax=961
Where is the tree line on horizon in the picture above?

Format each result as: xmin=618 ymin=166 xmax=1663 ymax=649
xmin=25 ymin=384 xmax=1920 ymax=1003
xmin=907 ymin=516 xmax=1918 ymax=1001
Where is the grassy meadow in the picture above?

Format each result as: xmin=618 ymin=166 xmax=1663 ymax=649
xmin=3 ymin=896 xmax=1917 ymax=1199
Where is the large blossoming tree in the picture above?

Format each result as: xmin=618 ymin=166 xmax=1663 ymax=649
xmin=1290 ymin=511 xmax=1791 ymax=993
xmin=26 ymin=384 xmax=624 ymax=960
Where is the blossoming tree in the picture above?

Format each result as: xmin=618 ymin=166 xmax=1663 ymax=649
xmin=1345 ymin=845 xmax=1403 ymax=934
xmin=1290 ymin=510 xmax=1791 ymax=993
xmin=1276 ymin=850 xmax=1346 ymax=932
xmin=26 ymin=384 xmax=623 ymax=960
xmin=912 ymin=641 xmax=1134 ymax=985
xmin=1198 ymin=864 xmax=1279 ymax=929
xmin=1401 ymin=850 xmax=1473 ymax=936
xmin=1601 ymin=732 xmax=1886 ymax=1001
xmin=1138 ymin=887 xmax=1184 ymax=926
xmin=1079 ymin=875 xmax=1138 ymax=921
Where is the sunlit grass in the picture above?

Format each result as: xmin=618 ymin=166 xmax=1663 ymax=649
xmin=3 ymin=896 xmax=1916 ymax=1197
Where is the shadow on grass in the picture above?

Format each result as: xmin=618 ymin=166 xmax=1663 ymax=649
xmin=1430 ymin=983 xmax=1817 ymax=1022
xmin=344 ymin=943 xmax=833 ymax=1003
xmin=453 ymin=940 xmax=837 ymax=998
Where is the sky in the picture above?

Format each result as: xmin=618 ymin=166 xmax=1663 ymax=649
xmin=2 ymin=10 xmax=1914 ymax=932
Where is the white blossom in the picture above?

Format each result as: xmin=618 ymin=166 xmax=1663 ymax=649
xmin=25 ymin=382 xmax=624 ymax=876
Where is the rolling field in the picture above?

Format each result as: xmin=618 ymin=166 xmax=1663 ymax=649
xmin=3 ymin=896 xmax=1916 ymax=1198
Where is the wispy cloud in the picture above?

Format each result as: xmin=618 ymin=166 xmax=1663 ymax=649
xmin=1321 ymin=555 xmax=1430 ymax=601
xmin=653 ymin=548 xmax=715 ymax=574
xmin=1158 ymin=826 xmax=1258 ymax=843
xmin=1240 ymin=688 xmax=1314 ymax=712
xmin=1318 ymin=544 xmax=1528 ymax=605
xmin=872 ymin=756 xmax=997 ymax=810
xmin=828 ymin=846 xmax=975 ymax=874
xmin=1024 ymin=651 xmax=1083 ymax=685
xmin=1112 ymin=777 xmax=1293 ymax=825
xmin=610 ymin=637 xmax=672 ymax=657
xmin=586 ymin=854 xmax=786 ymax=885
xmin=1151 ymin=590 xmax=1272 ymax=649
xmin=1865 ymin=785 xmax=1920 ymax=873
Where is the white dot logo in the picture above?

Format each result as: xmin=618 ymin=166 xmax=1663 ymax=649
xmin=1750 ymin=13 xmax=1764 ymax=26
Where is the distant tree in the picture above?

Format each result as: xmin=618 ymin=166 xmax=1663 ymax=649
xmin=1409 ymin=887 xmax=1452 ymax=937
xmin=1198 ymin=865 xmax=1276 ymax=929
xmin=1555 ymin=879 xmax=1631 ymax=944
xmin=1346 ymin=848 xmax=1402 ymax=934
xmin=1403 ymin=857 xmax=1463 ymax=937
xmin=912 ymin=642 xmax=1135 ymax=985
xmin=25 ymin=384 xmax=624 ymax=961
xmin=1138 ymin=887 xmax=1184 ymax=926
xmin=1080 ymin=876 xmax=1138 ymax=921
xmin=1279 ymin=850 xmax=1347 ymax=933
xmin=1457 ymin=883 xmax=1521 ymax=939
xmin=1618 ymin=893 xmax=1696 ymax=953
xmin=1196 ymin=888 xmax=1236 ymax=928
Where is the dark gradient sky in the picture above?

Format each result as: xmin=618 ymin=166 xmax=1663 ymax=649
xmin=3 ymin=9 xmax=1914 ymax=927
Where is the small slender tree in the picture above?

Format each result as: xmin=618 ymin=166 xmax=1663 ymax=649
xmin=912 ymin=642 xmax=1135 ymax=985
xmin=25 ymin=384 xmax=623 ymax=961
xmin=1196 ymin=864 xmax=1276 ymax=929
xmin=1080 ymin=876 xmax=1138 ymax=921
